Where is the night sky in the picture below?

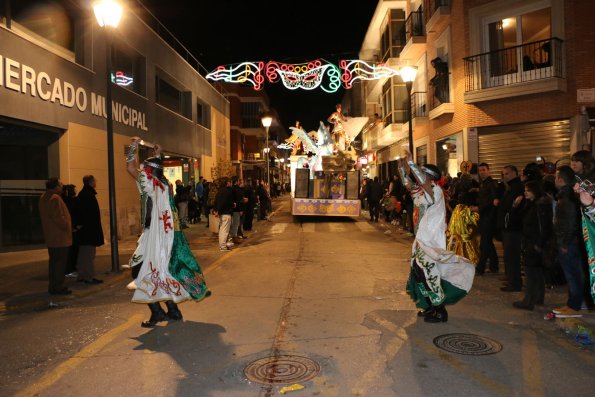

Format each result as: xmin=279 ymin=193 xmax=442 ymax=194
xmin=139 ymin=0 xmax=378 ymax=132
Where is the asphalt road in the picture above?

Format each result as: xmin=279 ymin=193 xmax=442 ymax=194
xmin=1 ymin=199 xmax=594 ymax=397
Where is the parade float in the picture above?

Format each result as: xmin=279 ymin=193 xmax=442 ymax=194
xmin=280 ymin=120 xmax=367 ymax=217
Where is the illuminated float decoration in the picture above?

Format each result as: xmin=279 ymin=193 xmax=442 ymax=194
xmin=206 ymin=59 xmax=399 ymax=92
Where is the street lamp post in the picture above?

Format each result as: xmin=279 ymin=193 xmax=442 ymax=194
xmin=400 ymin=66 xmax=418 ymax=156
xmin=93 ymin=0 xmax=122 ymax=273
xmin=279 ymin=158 xmax=284 ymax=194
xmin=261 ymin=114 xmax=272 ymax=188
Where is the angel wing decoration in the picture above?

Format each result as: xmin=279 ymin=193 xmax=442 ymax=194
xmin=289 ymin=126 xmax=318 ymax=154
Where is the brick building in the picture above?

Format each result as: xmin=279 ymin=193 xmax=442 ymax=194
xmin=352 ymin=0 xmax=594 ymax=181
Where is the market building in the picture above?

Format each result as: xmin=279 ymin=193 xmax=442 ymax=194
xmin=0 ymin=0 xmax=229 ymax=249
xmin=350 ymin=0 xmax=594 ymax=181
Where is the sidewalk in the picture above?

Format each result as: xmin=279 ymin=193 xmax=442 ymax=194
xmin=361 ymin=208 xmax=595 ymax=346
xmin=0 ymin=196 xmax=285 ymax=316
xmin=0 ymin=220 xmax=218 ymax=315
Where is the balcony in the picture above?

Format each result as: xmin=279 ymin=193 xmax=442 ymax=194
xmin=428 ymin=77 xmax=454 ymax=119
xmin=411 ymin=91 xmax=428 ymax=118
xmin=399 ymin=10 xmax=426 ymax=61
xmin=464 ymin=38 xmax=565 ymax=104
xmin=424 ymin=0 xmax=451 ymax=33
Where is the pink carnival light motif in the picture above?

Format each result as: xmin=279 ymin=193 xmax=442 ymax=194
xmin=340 ymin=60 xmax=400 ymax=89
xmin=265 ymin=59 xmax=323 ymax=83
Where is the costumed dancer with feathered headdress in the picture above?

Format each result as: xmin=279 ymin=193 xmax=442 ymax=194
xmin=125 ymin=137 xmax=209 ymax=328
xmin=399 ymin=151 xmax=475 ymax=323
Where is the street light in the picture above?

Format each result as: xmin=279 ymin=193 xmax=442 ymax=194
xmin=400 ymin=65 xmax=417 ymax=155
xmin=279 ymin=158 xmax=285 ymax=193
xmin=261 ymin=114 xmax=272 ymax=188
xmin=94 ymin=0 xmax=122 ymax=273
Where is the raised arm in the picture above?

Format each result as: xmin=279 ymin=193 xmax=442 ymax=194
xmin=126 ymin=137 xmax=141 ymax=179
xmin=404 ymin=150 xmax=434 ymax=201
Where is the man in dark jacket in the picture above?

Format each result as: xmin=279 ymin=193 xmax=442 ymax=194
xmin=214 ymin=178 xmax=234 ymax=251
xmin=74 ymin=175 xmax=104 ymax=284
xmin=476 ymin=163 xmax=499 ymax=274
xmin=367 ymin=177 xmax=384 ymax=222
xmin=553 ymin=166 xmax=584 ymax=317
xmin=497 ymin=165 xmax=525 ymax=291
xmin=230 ymin=176 xmax=245 ymax=243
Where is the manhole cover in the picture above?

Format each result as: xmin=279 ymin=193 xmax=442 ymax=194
xmin=433 ymin=333 xmax=503 ymax=355
xmin=244 ymin=355 xmax=320 ymax=384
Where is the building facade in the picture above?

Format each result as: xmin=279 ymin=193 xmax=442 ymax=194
xmin=354 ymin=0 xmax=594 ymax=182
xmin=0 ymin=0 xmax=229 ymax=249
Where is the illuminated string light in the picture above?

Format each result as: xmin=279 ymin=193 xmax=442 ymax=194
xmin=205 ymin=59 xmax=395 ymax=92
xmin=340 ymin=60 xmax=400 ymax=88
xmin=205 ymin=61 xmax=265 ymax=90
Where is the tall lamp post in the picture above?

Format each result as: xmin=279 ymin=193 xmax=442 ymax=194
xmin=93 ymin=0 xmax=122 ymax=273
xmin=261 ymin=114 xmax=272 ymax=188
xmin=400 ymin=66 xmax=418 ymax=155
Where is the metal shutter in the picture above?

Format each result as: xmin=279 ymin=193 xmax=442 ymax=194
xmin=478 ymin=119 xmax=570 ymax=178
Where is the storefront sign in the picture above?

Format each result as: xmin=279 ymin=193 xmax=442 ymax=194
xmin=0 ymin=54 xmax=148 ymax=131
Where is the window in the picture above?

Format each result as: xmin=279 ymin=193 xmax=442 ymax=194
xmin=197 ymin=99 xmax=211 ymax=129
xmin=382 ymin=77 xmax=407 ymax=126
xmin=241 ymin=102 xmax=262 ymax=128
xmin=487 ymin=7 xmax=551 ymax=74
xmin=381 ymin=9 xmax=406 ymax=62
xmin=8 ymin=0 xmax=86 ymax=64
xmin=111 ymin=43 xmax=145 ymax=96
xmin=156 ymin=73 xmax=192 ymax=119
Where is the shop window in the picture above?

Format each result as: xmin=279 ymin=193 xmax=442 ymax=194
xmin=111 ymin=42 xmax=146 ymax=96
xmin=197 ymin=99 xmax=211 ymax=129
xmin=156 ymin=73 xmax=191 ymax=119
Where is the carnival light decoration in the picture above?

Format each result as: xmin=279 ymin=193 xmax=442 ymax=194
xmin=340 ymin=60 xmax=400 ymax=89
xmin=205 ymin=61 xmax=265 ymax=90
xmin=205 ymin=59 xmax=399 ymax=92
xmin=111 ymin=71 xmax=134 ymax=87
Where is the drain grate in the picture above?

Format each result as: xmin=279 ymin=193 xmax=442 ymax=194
xmin=433 ymin=333 xmax=503 ymax=355
xmin=244 ymin=355 xmax=320 ymax=385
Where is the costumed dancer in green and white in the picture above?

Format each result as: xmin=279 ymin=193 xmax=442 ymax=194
xmin=574 ymin=181 xmax=595 ymax=302
xmin=399 ymin=151 xmax=475 ymax=323
xmin=126 ymin=137 xmax=209 ymax=328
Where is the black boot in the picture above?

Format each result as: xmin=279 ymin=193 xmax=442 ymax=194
xmin=141 ymin=303 xmax=168 ymax=328
xmin=165 ymin=301 xmax=183 ymax=321
xmin=417 ymin=307 xmax=435 ymax=317
xmin=424 ymin=305 xmax=448 ymax=323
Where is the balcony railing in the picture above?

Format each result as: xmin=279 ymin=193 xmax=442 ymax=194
xmin=464 ymin=38 xmax=564 ymax=92
xmin=429 ymin=80 xmax=450 ymax=110
xmin=411 ymin=92 xmax=428 ymax=118
xmin=405 ymin=10 xmax=425 ymax=42
xmin=424 ymin=0 xmax=450 ymax=23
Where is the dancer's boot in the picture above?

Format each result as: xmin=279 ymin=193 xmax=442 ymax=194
xmin=424 ymin=304 xmax=448 ymax=323
xmin=141 ymin=303 xmax=168 ymax=328
xmin=165 ymin=301 xmax=183 ymax=321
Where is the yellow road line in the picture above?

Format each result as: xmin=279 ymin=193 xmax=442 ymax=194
xmin=14 ymin=313 xmax=143 ymax=397
xmin=411 ymin=336 xmax=515 ymax=397
xmin=522 ymin=330 xmax=545 ymax=397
